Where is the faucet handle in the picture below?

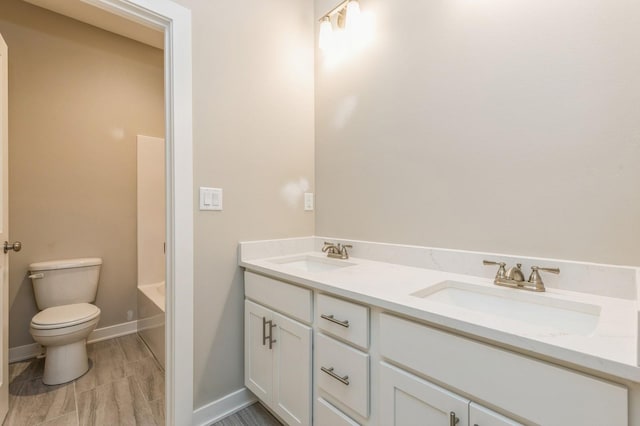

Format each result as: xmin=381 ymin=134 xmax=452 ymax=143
xmin=528 ymin=266 xmax=560 ymax=290
xmin=339 ymin=244 xmax=352 ymax=259
xmin=483 ymin=260 xmax=506 ymax=279
xmin=533 ymin=266 xmax=560 ymax=274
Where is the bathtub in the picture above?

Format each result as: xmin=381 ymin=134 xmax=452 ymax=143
xmin=138 ymin=281 xmax=165 ymax=369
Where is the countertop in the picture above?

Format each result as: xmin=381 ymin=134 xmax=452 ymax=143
xmin=240 ymin=252 xmax=639 ymax=384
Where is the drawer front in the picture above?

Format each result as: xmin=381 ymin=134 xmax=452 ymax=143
xmin=316 ymin=333 xmax=369 ymax=418
xmin=315 ymin=398 xmax=360 ymax=426
xmin=379 ymin=313 xmax=628 ymax=426
xmin=316 ymin=294 xmax=369 ymax=350
xmin=245 ymin=272 xmax=312 ymax=323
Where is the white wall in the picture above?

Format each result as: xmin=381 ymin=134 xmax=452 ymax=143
xmin=315 ymin=0 xmax=640 ymax=266
xmin=172 ymin=0 xmax=316 ymax=409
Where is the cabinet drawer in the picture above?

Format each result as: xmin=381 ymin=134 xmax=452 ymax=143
xmin=316 ymin=294 xmax=369 ymax=350
xmin=245 ymin=272 xmax=312 ymax=323
xmin=315 ymin=398 xmax=360 ymax=426
xmin=379 ymin=313 xmax=628 ymax=426
xmin=316 ymin=333 xmax=369 ymax=418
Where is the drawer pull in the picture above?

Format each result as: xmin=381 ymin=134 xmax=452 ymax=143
xmin=320 ymin=314 xmax=350 ymax=328
xmin=449 ymin=412 xmax=459 ymax=426
xmin=320 ymin=366 xmax=350 ymax=386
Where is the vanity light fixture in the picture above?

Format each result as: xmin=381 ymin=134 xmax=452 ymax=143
xmin=318 ymin=16 xmax=333 ymax=51
xmin=318 ymin=0 xmax=361 ymax=51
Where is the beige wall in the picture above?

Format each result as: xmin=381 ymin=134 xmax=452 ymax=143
xmin=0 ymin=0 xmax=164 ymax=347
xmin=315 ymin=0 xmax=640 ymax=266
xmin=172 ymin=0 xmax=315 ymax=409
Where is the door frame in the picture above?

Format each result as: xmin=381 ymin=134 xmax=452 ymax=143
xmin=82 ymin=0 xmax=194 ymax=424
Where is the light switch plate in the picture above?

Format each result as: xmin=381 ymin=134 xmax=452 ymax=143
xmin=304 ymin=192 xmax=314 ymax=211
xmin=200 ymin=187 xmax=222 ymax=211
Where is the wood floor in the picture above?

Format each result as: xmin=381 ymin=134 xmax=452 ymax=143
xmin=4 ymin=334 xmax=164 ymax=426
xmin=212 ymin=403 xmax=282 ymax=426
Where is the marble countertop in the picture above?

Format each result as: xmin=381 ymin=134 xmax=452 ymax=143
xmin=240 ymin=251 xmax=639 ymax=383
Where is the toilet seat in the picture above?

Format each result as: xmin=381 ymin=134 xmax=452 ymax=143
xmin=31 ymin=303 xmax=100 ymax=330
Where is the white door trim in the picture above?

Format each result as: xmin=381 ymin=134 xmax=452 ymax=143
xmin=81 ymin=1 xmax=194 ymax=424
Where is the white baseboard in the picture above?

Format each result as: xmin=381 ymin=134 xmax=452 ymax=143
xmin=193 ymin=388 xmax=257 ymax=426
xmin=9 ymin=320 xmax=140 ymax=363
xmin=9 ymin=343 xmax=43 ymax=363
xmin=88 ymin=320 xmax=139 ymax=344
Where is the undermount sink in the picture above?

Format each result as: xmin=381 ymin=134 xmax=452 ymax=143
xmin=269 ymin=255 xmax=355 ymax=273
xmin=411 ymin=280 xmax=601 ymax=336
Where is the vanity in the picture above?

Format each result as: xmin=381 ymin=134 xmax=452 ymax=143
xmin=239 ymin=237 xmax=640 ymax=426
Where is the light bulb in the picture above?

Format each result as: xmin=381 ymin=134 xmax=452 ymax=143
xmin=318 ymin=17 xmax=333 ymax=51
xmin=345 ymin=0 xmax=361 ymax=30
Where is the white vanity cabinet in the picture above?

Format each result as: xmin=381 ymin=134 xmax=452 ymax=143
xmin=244 ymin=273 xmax=313 ymax=426
xmin=242 ymin=266 xmax=631 ymax=426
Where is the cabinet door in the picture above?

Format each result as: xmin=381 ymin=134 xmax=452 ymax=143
xmin=245 ymin=300 xmax=274 ymax=402
xmin=469 ymin=403 xmax=523 ymax=426
xmin=272 ymin=311 xmax=312 ymax=426
xmin=380 ymin=362 xmax=469 ymax=426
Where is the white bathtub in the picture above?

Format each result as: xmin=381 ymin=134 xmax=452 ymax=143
xmin=138 ymin=281 xmax=165 ymax=369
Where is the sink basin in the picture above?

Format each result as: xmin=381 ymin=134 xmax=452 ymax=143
xmin=269 ymin=255 xmax=355 ymax=273
xmin=411 ymin=280 xmax=601 ymax=336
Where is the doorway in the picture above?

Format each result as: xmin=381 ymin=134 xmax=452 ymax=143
xmin=0 ymin=0 xmax=193 ymax=424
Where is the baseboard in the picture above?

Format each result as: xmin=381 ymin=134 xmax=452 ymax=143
xmin=9 ymin=320 xmax=140 ymax=363
xmin=87 ymin=320 xmax=139 ymax=344
xmin=8 ymin=343 xmax=43 ymax=363
xmin=193 ymin=388 xmax=257 ymax=426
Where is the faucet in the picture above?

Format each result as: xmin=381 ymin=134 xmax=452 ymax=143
xmin=322 ymin=242 xmax=352 ymax=260
xmin=483 ymin=260 xmax=559 ymax=292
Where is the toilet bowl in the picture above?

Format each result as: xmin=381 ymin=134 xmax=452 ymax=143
xmin=30 ymin=303 xmax=100 ymax=384
xmin=28 ymin=258 xmax=102 ymax=385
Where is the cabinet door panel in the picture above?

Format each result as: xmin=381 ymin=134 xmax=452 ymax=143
xmin=469 ymin=403 xmax=523 ymax=426
xmin=379 ymin=362 xmax=469 ymax=426
xmin=245 ymin=300 xmax=273 ymax=401
xmin=273 ymin=311 xmax=312 ymax=426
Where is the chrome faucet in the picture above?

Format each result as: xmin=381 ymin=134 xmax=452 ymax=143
xmin=322 ymin=242 xmax=352 ymax=260
xmin=483 ymin=260 xmax=559 ymax=292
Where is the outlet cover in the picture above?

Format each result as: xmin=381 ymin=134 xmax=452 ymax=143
xmin=304 ymin=193 xmax=314 ymax=211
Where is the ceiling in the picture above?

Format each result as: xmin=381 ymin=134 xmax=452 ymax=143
xmin=23 ymin=0 xmax=164 ymax=49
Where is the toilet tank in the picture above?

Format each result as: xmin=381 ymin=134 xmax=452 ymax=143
xmin=29 ymin=258 xmax=102 ymax=310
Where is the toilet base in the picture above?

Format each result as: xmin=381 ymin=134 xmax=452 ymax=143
xmin=42 ymin=340 xmax=89 ymax=385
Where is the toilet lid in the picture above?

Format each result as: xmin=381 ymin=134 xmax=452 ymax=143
xmin=31 ymin=303 xmax=100 ymax=330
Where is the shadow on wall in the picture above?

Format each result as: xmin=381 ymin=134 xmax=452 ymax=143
xmin=9 ymin=272 xmax=38 ymax=347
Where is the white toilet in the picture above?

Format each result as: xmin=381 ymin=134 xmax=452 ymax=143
xmin=28 ymin=258 xmax=102 ymax=385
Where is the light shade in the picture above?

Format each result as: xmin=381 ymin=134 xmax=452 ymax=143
xmin=318 ymin=17 xmax=333 ymax=51
xmin=345 ymin=0 xmax=361 ymax=29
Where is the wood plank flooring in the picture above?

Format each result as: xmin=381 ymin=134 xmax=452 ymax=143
xmin=212 ymin=403 xmax=282 ymax=426
xmin=4 ymin=334 xmax=164 ymax=426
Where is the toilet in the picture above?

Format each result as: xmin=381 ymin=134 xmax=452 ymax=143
xmin=28 ymin=258 xmax=102 ymax=385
